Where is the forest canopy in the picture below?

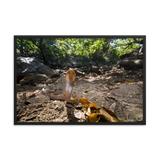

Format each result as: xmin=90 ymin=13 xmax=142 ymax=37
xmin=16 ymin=37 xmax=143 ymax=65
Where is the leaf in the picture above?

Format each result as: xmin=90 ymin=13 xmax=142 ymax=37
xmin=79 ymin=98 xmax=90 ymax=106
xmin=88 ymin=113 xmax=100 ymax=122
xmin=99 ymin=107 xmax=120 ymax=122
xmin=84 ymin=90 xmax=91 ymax=93
xmin=115 ymin=86 xmax=120 ymax=89
xmin=89 ymin=103 xmax=98 ymax=110
xmin=82 ymin=106 xmax=87 ymax=113
xmin=73 ymin=96 xmax=79 ymax=103
xmin=125 ymin=79 xmax=135 ymax=83
xmin=85 ymin=107 xmax=91 ymax=116
xmin=29 ymin=93 xmax=36 ymax=97
xmin=21 ymin=92 xmax=27 ymax=100
xmin=121 ymin=79 xmax=126 ymax=83
xmin=109 ymin=103 xmax=116 ymax=112
xmin=84 ymin=76 xmax=90 ymax=79
xmin=17 ymin=111 xmax=26 ymax=118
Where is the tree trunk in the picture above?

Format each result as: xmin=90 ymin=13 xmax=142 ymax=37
xmin=39 ymin=38 xmax=47 ymax=65
xmin=20 ymin=38 xmax=23 ymax=55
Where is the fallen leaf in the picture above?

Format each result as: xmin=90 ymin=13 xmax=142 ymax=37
xmin=73 ymin=96 xmax=79 ymax=103
xmin=89 ymin=103 xmax=98 ymax=110
xmin=84 ymin=76 xmax=90 ymax=79
xmin=82 ymin=106 xmax=87 ymax=113
xmin=85 ymin=107 xmax=91 ymax=116
xmin=125 ymin=79 xmax=135 ymax=83
xmin=109 ymin=103 xmax=116 ymax=112
xmin=121 ymin=79 xmax=126 ymax=83
xmin=103 ymin=85 xmax=108 ymax=90
xmin=88 ymin=113 xmax=100 ymax=122
xmin=137 ymin=81 xmax=143 ymax=85
xmin=79 ymin=98 xmax=90 ymax=106
xmin=99 ymin=107 xmax=120 ymax=122
xmin=84 ymin=90 xmax=91 ymax=93
xmin=21 ymin=92 xmax=27 ymax=100
xmin=29 ymin=93 xmax=36 ymax=97
xmin=17 ymin=111 xmax=26 ymax=118
xmin=34 ymin=90 xmax=40 ymax=94
xmin=115 ymin=86 xmax=120 ymax=89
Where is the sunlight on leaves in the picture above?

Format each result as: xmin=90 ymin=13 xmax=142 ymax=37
xmin=88 ymin=113 xmax=101 ymax=122
xmin=89 ymin=103 xmax=98 ymax=110
xmin=79 ymin=98 xmax=90 ymax=106
xmin=99 ymin=107 xmax=120 ymax=122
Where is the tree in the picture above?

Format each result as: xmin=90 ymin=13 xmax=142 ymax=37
xmin=64 ymin=38 xmax=117 ymax=67
xmin=16 ymin=38 xmax=70 ymax=65
xmin=113 ymin=38 xmax=143 ymax=56
xmin=27 ymin=38 xmax=48 ymax=64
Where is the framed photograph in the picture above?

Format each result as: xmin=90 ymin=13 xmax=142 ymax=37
xmin=14 ymin=35 xmax=146 ymax=125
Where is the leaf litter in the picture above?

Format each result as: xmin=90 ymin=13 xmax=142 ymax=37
xmin=17 ymin=65 xmax=143 ymax=122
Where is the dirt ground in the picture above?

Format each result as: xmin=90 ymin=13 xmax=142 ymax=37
xmin=16 ymin=68 xmax=143 ymax=123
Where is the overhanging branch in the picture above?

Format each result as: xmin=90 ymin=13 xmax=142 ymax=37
xmin=125 ymin=39 xmax=143 ymax=48
xmin=29 ymin=38 xmax=40 ymax=48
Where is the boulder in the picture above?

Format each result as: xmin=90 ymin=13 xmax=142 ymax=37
xmin=19 ymin=73 xmax=51 ymax=85
xmin=118 ymin=59 xmax=143 ymax=69
xmin=17 ymin=57 xmax=55 ymax=82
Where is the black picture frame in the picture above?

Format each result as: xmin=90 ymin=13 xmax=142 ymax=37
xmin=11 ymin=32 xmax=149 ymax=128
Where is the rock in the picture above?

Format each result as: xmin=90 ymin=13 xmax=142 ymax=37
xmin=17 ymin=57 xmax=55 ymax=82
xmin=127 ymin=108 xmax=143 ymax=121
xmin=74 ymin=110 xmax=85 ymax=119
xmin=19 ymin=73 xmax=51 ymax=85
xmin=118 ymin=59 xmax=143 ymax=68
xmin=36 ymin=65 xmax=55 ymax=76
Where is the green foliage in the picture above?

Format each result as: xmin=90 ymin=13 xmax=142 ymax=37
xmin=113 ymin=38 xmax=143 ymax=56
xmin=16 ymin=37 xmax=143 ymax=65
